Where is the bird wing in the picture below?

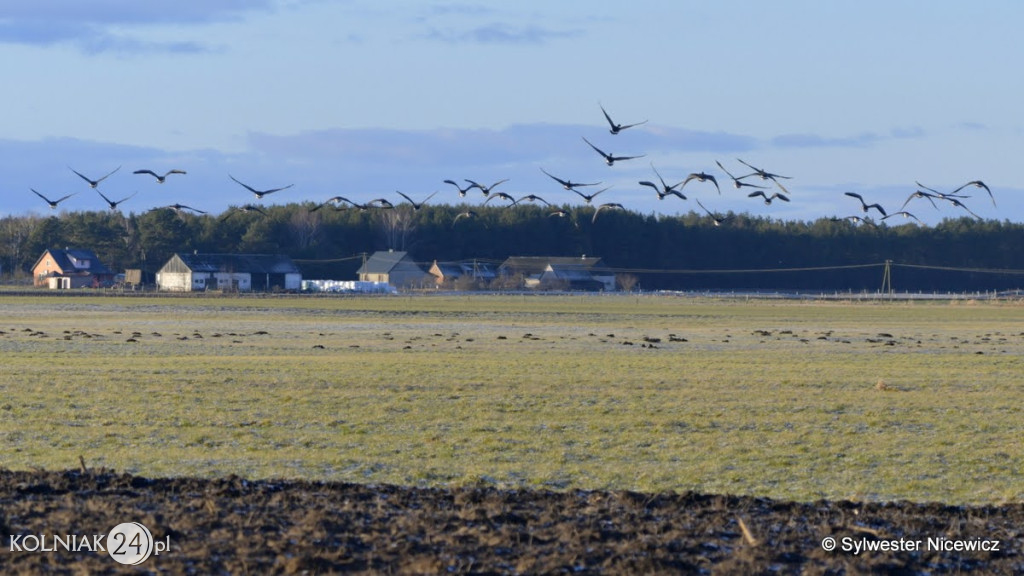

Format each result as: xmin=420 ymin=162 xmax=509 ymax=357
xmin=540 ymin=167 xmax=570 ymax=187
xmin=638 ymin=181 xmax=659 ymax=192
xmin=773 ymin=193 xmax=790 ymax=202
xmin=99 ymin=165 xmax=122 ymax=182
xmin=261 ymin=184 xmax=294 ymax=195
xmin=581 ymin=137 xmax=609 ymax=158
xmin=69 ymin=168 xmax=96 ymax=185
xmin=133 ymin=169 xmax=158 ymax=178
xmin=612 ymin=153 xmax=645 ymax=162
xmin=747 ymin=190 xmax=767 ymax=199
xmin=54 ymin=192 xmax=77 ymax=204
xmin=229 ymin=175 xmax=260 ymax=194
xmin=618 ymin=119 xmax=648 ymax=130
xmin=167 ymin=169 xmax=187 ymax=176
xmin=31 ymin=189 xmax=52 ymax=203
xmin=844 ymin=191 xmax=864 ymax=201
xmin=599 ymin=104 xmax=617 ymax=130
xmin=95 ymin=189 xmax=114 ymax=205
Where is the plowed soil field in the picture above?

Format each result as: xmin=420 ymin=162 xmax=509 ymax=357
xmin=2 ymin=469 xmax=1021 ymax=574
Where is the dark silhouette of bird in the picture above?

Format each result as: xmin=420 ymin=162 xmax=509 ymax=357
xmin=951 ymin=180 xmax=994 ymax=206
xmin=881 ymin=211 xmax=922 ymax=224
xmin=134 ymin=169 xmax=186 ymax=183
xmin=599 ymin=103 xmax=647 ymax=134
xmin=844 ymin=192 xmax=887 ymax=216
xmin=639 ymin=164 xmax=687 ymax=200
xmin=31 ymin=189 xmax=77 ymax=210
xmin=695 ymin=199 xmax=733 ymax=226
xmin=715 ymin=160 xmax=768 ymax=190
xmin=395 ymin=189 xmax=436 ymax=210
xmin=69 ymin=165 xmax=120 ymax=188
xmin=517 ymin=194 xmax=551 ymax=206
xmin=443 ymin=179 xmax=476 ymax=197
xmin=220 ymin=204 xmax=268 ymax=222
xmin=484 ymin=192 xmax=517 ymax=206
xmin=582 ymin=137 xmax=645 ymax=166
xmin=364 ymin=198 xmax=395 ymax=210
xmin=592 ymin=202 xmax=624 ymax=223
xmin=229 ymin=175 xmax=294 ymax=199
xmin=570 ymin=185 xmax=612 ymax=204
xmin=540 ymin=168 xmax=600 ymax=191
xmin=682 ymin=172 xmax=721 ymax=194
xmin=96 ymin=189 xmax=137 ymax=210
xmin=747 ymin=190 xmax=790 ymax=204
xmin=549 ymin=208 xmax=571 ymax=218
xmin=464 ymin=178 xmax=509 ymax=197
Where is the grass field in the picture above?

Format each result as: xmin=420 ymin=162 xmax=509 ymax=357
xmin=1 ymin=294 xmax=1021 ymax=505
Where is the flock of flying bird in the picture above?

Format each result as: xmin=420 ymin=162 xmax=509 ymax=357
xmin=26 ymin=104 xmax=996 ymax=228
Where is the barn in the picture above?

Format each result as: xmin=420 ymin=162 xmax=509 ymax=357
xmin=156 ymin=253 xmax=302 ymax=292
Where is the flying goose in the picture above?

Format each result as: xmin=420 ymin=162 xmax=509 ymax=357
xmin=517 ymin=194 xmax=551 ymax=206
xmin=452 ymin=210 xmax=479 ymax=225
xmin=900 ymin=189 xmax=941 ymax=211
xmin=395 ymin=190 xmax=437 ymax=211
xmin=695 ymin=199 xmax=733 ymax=226
xmin=483 ymin=192 xmax=517 ymax=206
xmin=581 ymin=136 xmax=645 ymax=166
xmin=540 ymin=168 xmax=601 ymax=191
xmin=715 ymin=160 xmax=768 ymax=190
xmin=736 ymin=159 xmax=791 ymax=194
xmin=950 ymin=180 xmax=994 ymax=206
xmin=69 ymin=165 xmax=120 ymax=188
xmin=464 ymin=178 xmax=509 ymax=197
xmin=219 ymin=204 xmax=268 ymax=222
xmin=31 ymin=189 xmax=77 ymax=210
xmin=591 ymin=202 xmax=624 ymax=223
xmin=133 ymin=169 xmax=186 ymax=183
xmin=96 ymin=189 xmax=137 ymax=210
xmin=570 ymin=185 xmax=612 ymax=204
xmin=844 ymin=192 xmax=887 ymax=216
xmin=747 ymin=190 xmax=790 ymax=204
xmin=638 ymin=164 xmax=687 ymax=200
xmin=881 ymin=211 xmax=923 ymax=224
xmin=443 ymin=179 xmax=476 ymax=197
xmin=681 ymin=172 xmax=721 ymax=194
xmin=229 ymin=175 xmax=294 ymax=199
xmin=599 ymin=103 xmax=648 ymax=135
xmin=153 ymin=203 xmax=205 ymax=216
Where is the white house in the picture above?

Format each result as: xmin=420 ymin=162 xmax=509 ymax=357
xmin=156 ymin=253 xmax=302 ymax=292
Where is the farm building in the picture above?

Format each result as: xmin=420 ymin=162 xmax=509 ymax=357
xmin=156 ymin=253 xmax=302 ymax=292
xmin=427 ymin=260 xmax=497 ymax=287
xmin=356 ymin=251 xmax=430 ymax=289
xmin=499 ymin=256 xmax=615 ymax=291
xmin=32 ymin=248 xmax=117 ymax=288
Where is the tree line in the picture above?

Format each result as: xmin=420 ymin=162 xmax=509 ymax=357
xmin=2 ymin=203 xmax=1023 ymax=292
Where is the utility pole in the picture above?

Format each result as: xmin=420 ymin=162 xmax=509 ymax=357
xmin=880 ymin=259 xmax=893 ymax=297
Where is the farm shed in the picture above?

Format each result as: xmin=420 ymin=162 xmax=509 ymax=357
xmin=31 ymin=248 xmax=116 ymax=288
xmin=498 ymin=256 xmax=615 ymax=291
xmin=156 ymin=253 xmax=302 ymax=292
xmin=356 ymin=251 xmax=430 ymax=289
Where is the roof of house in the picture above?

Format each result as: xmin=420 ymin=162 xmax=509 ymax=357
xmin=170 ymin=253 xmax=301 ymax=274
xmin=430 ymin=260 xmax=498 ymax=279
xmin=357 ymin=251 xmax=422 ymax=275
xmin=33 ymin=248 xmax=115 ymax=275
xmin=499 ymin=256 xmax=605 ymax=276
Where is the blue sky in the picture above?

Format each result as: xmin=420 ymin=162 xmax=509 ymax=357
xmin=2 ymin=1 xmax=1022 ymax=225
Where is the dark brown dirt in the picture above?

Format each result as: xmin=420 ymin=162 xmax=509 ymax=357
xmin=1 ymin=469 xmax=1020 ymax=575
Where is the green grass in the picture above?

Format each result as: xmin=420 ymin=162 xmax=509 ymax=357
xmin=1 ymin=294 xmax=1022 ymax=504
